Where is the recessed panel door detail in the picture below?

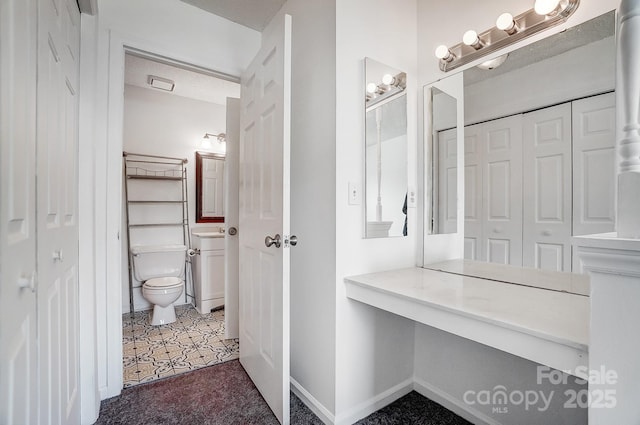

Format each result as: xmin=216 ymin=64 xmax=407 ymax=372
xmin=572 ymin=92 xmax=616 ymax=272
xmin=483 ymin=115 xmax=523 ymax=266
xmin=464 ymin=124 xmax=483 ymax=261
xmin=438 ymin=128 xmax=458 ymax=234
xmin=523 ymin=103 xmax=572 ymax=272
xmin=239 ymin=13 xmax=292 ymax=425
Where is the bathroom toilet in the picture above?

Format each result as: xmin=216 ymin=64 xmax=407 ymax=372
xmin=131 ymin=244 xmax=186 ymax=325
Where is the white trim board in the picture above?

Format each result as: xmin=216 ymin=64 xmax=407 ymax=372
xmin=290 ymin=377 xmax=335 ymax=425
xmin=292 ymin=374 xmax=501 ymax=425
xmin=413 ymin=377 xmax=502 ymax=425
xmin=333 ymin=378 xmax=414 ymax=425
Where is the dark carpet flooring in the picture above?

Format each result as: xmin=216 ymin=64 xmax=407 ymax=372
xmin=96 ymin=360 xmax=470 ymax=424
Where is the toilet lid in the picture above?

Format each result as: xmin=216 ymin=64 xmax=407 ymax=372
xmin=144 ymin=276 xmax=183 ymax=289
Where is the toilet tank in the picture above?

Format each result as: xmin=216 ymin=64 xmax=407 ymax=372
xmin=130 ymin=244 xmax=187 ymax=281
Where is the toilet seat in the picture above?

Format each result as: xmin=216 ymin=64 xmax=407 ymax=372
xmin=143 ymin=276 xmax=183 ymax=289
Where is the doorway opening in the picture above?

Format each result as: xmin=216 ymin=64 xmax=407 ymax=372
xmin=120 ymin=51 xmax=240 ymax=387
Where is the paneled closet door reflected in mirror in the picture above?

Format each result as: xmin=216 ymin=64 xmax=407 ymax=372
xmin=428 ymin=87 xmax=458 ymax=235
xmin=364 ymin=57 xmax=408 ymax=238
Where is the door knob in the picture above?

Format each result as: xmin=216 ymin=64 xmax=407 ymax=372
xmin=285 ymin=235 xmax=298 ymax=247
xmin=52 ymin=249 xmax=64 ymax=262
xmin=228 ymin=227 xmax=238 ymax=236
xmin=265 ymin=234 xmax=281 ymax=248
xmin=18 ymin=271 xmax=37 ymax=293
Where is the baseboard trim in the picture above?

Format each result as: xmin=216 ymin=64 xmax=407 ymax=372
xmin=333 ymin=378 xmax=414 ymax=425
xmin=413 ymin=377 xmax=502 ymax=425
xmin=290 ymin=377 xmax=335 ymax=424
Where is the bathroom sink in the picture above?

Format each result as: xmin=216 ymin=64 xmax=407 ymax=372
xmin=192 ymin=228 xmax=225 ymax=238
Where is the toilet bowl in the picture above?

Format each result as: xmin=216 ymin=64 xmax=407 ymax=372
xmin=131 ymin=244 xmax=187 ymax=326
xmin=142 ymin=277 xmax=184 ymax=325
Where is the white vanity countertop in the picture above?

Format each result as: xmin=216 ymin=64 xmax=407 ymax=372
xmin=345 ymin=266 xmax=589 ymax=377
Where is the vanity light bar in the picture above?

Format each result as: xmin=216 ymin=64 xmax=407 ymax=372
xmin=365 ymin=71 xmax=407 ymax=108
xmin=435 ymin=0 xmax=580 ymax=72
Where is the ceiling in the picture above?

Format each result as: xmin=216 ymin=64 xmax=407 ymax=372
xmin=124 ymin=53 xmax=240 ymax=105
xmin=179 ymin=0 xmax=287 ymax=31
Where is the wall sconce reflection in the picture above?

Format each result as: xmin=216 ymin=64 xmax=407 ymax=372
xmin=365 ymin=72 xmax=407 ymax=105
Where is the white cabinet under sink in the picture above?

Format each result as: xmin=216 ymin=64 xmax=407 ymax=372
xmin=192 ymin=232 xmax=225 ymax=314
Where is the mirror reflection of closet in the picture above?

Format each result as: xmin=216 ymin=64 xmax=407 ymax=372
xmin=364 ymin=57 xmax=408 ymax=238
xmin=195 ymin=151 xmax=225 ymax=223
xmin=429 ymin=88 xmax=458 ymax=235
xmin=426 ymin=11 xmax=616 ymax=273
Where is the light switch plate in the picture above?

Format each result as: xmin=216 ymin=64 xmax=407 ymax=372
xmin=348 ymin=181 xmax=361 ymax=205
xmin=407 ymin=187 xmax=417 ymax=208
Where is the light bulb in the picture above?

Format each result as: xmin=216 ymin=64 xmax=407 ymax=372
xmin=366 ymin=82 xmax=377 ymax=94
xmin=201 ymin=138 xmax=213 ymax=149
xmin=435 ymin=45 xmax=452 ymax=60
xmin=382 ymin=74 xmax=394 ymax=86
xmin=534 ymin=0 xmax=561 ymax=15
xmin=496 ymin=13 xmax=515 ymax=31
xmin=463 ymin=30 xmax=479 ymax=46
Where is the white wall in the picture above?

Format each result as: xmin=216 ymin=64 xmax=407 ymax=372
xmin=414 ymin=325 xmax=588 ymax=425
xmin=121 ymin=84 xmax=228 ymax=313
xmin=275 ymin=0 xmax=338 ymax=418
xmin=335 ymin=0 xmax=419 ymax=422
xmin=412 ymin=1 xmax=619 ymax=424
xmin=79 ymin=0 xmax=260 ymax=403
xmin=365 ymin=135 xmax=408 ymax=236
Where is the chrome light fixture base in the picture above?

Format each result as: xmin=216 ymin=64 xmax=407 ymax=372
xmin=438 ymin=0 xmax=579 ymax=72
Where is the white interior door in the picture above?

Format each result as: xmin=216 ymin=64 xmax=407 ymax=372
xmin=482 ymin=115 xmax=523 ymax=266
xmin=238 ymin=13 xmax=292 ymax=425
xmin=224 ymin=97 xmax=240 ymax=339
xmin=464 ymin=123 xmax=483 ymax=260
xmin=36 ymin=0 xmax=81 ymax=423
xmin=437 ymin=128 xmax=458 ymax=234
xmin=0 ymin=0 xmax=39 ymax=423
xmin=572 ymin=92 xmax=616 ymax=272
xmin=523 ymin=103 xmax=572 ymax=272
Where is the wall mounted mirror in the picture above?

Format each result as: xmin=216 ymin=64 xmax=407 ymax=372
xmin=424 ymin=11 xmax=616 ymax=273
xmin=195 ymin=151 xmax=225 ymax=223
xmin=364 ymin=57 xmax=408 ymax=238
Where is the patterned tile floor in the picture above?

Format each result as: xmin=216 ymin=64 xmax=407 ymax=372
xmin=122 ymin=304 xmax=239 ymax=388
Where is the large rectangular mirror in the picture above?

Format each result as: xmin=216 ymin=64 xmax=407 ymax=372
xmin=425 ymin=11 xmax=616 ymax=273
xmin=364 ymin=57 xmax=408 ymax=238
xmin=195 ymin=151 xmax=225 ymax=223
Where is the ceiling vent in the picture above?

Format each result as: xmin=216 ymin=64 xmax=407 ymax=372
xmin=147 ymin=75 xmax=175 ymax=92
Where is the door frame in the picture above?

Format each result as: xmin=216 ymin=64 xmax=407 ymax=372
xmin=100 ymin=32 xmax=241 ymax=398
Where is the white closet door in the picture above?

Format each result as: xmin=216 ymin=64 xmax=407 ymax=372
xmin=482 ymin=115 xmax=523 ymax=266
xmin=0 ymin=0 xmax=39 ymax=423
xmin=464 ymin=123 xmax=484 ymax=260
xmin=36 ymin=0 xmax=81 ymax=423
xmin=437 ymin=128 xmax=458 ymax=234
xmin=523 ymin=103 xmax=572 ymax=272
xmin=572 ymin=92 xmax=616 ymax=271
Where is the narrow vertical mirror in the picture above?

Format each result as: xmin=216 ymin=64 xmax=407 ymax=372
xmin=196 ymin=151 xmax=225 ymax=223
xmin=428 ymin=88 xmax=458 ymax=234
xmin=364 ymin=58 xmax=408 ymax=238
